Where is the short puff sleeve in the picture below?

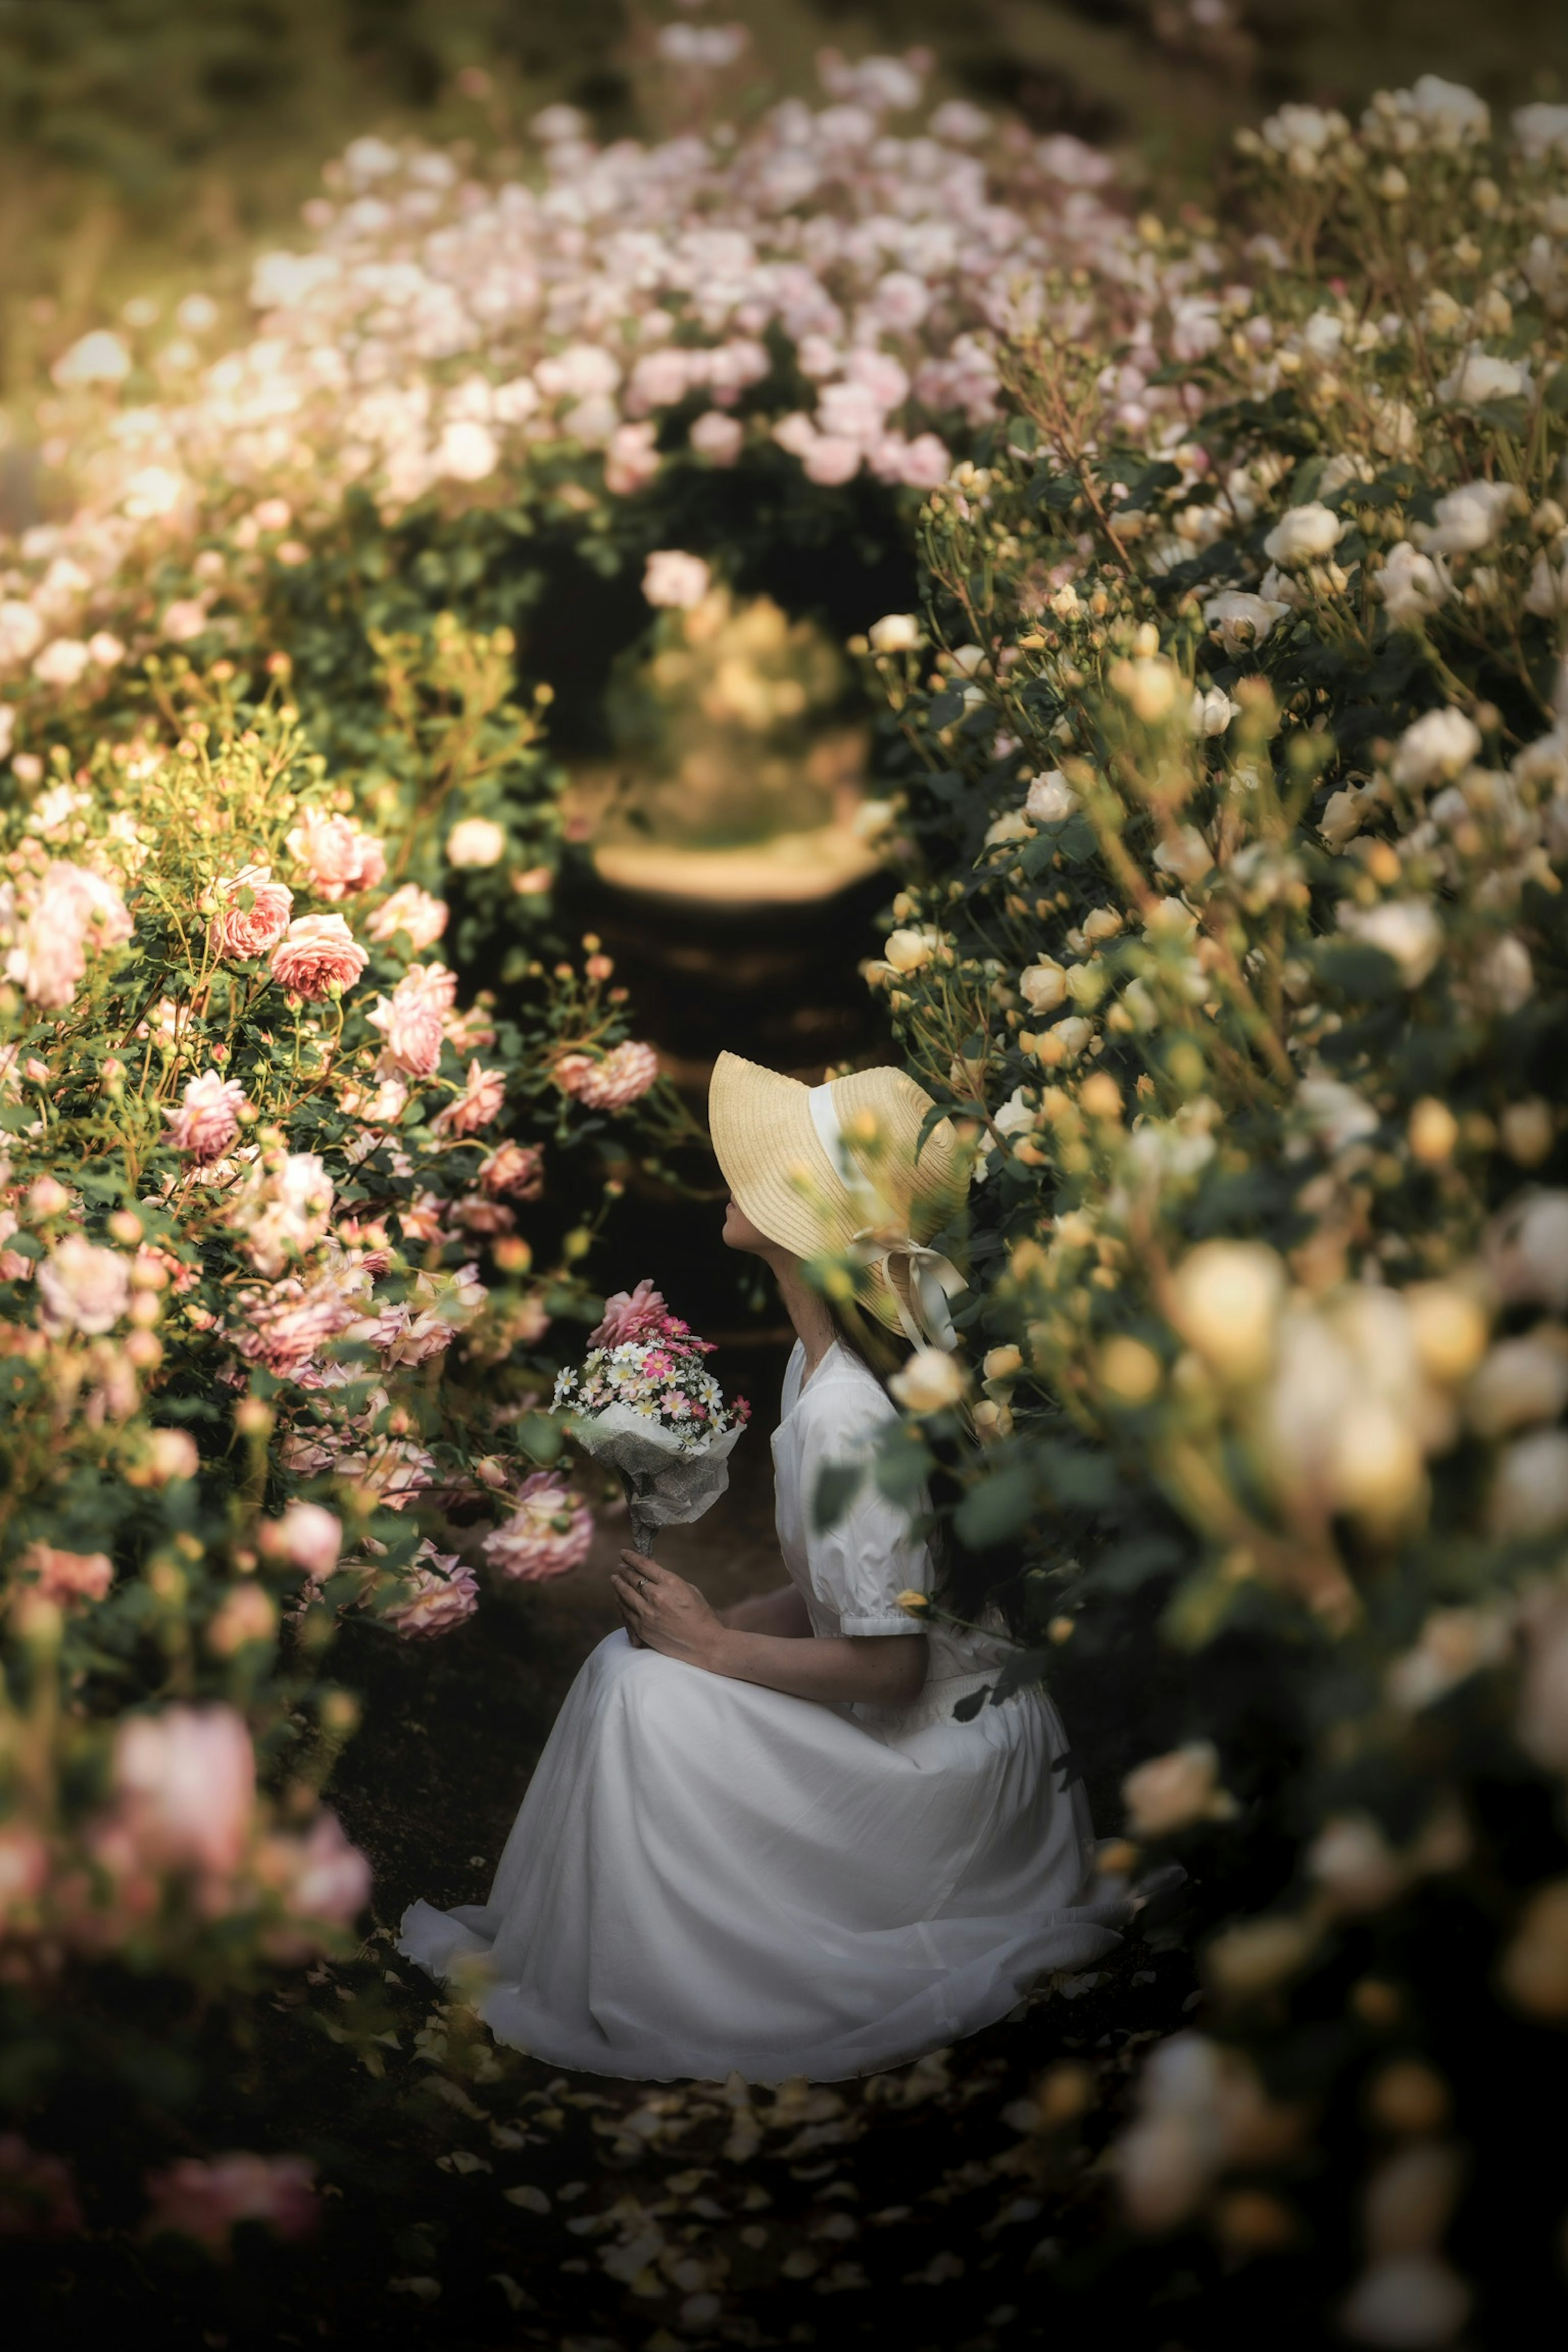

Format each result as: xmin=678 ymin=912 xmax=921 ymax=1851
xmin=794 ymin=1374 xmax=932 ymax=1638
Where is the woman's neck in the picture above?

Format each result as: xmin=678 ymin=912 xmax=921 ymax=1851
xmin=773 ymin=1256 xmax=836 ymax=1379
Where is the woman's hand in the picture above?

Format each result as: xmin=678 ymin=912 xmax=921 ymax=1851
xmin=611 ymin=1552 xmax=730 ymax=1673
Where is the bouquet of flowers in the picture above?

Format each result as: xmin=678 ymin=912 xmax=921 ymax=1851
xmin=552 ymin=1282 xmax=750 ymax=1554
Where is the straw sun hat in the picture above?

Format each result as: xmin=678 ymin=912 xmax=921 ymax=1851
xmin=708 ymin=1053 xmax=969 ymax=1349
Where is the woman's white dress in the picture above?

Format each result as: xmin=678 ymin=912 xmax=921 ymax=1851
xmin=398 ymin=1340 xmax=1123 ymax=2082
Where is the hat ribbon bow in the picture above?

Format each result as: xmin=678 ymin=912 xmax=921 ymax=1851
xmin=849 ymin=1229 xmax=966 ymax=1352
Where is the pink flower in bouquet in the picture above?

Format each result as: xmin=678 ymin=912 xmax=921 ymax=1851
xmin=366 ymin=883 xmax=448 ymax=949
xmin=286 ymin=808 xmax=386 ymax=900
xmin=208 ymin=864 xmax=293 ymax=960
xmin=38 ymin=1236 xmax=130 ymax=1333
xmin=20 ymin=1544 xmax=113 ymax=1608
xmin=164 ymin=1068 xmax=246 ymax=1162
xmin=270 ymin=912 xmax=368 ymax=1001
xmin=384 ymin=1544 xmax=480 ymax=1638
xmin=0 ymin=2137 xmax=84 ymax=2239
xmin=368 ymin=961 xmax=457 ymax=1076
xmin=432 ymin=1059 xmax=506 ymax=1136
xmin=143 ymin=2153 xmax=317 ymax=2256
xmin=554 ymin=1040 xmax=660 ymax=1110
xmin=479 ymin=1139 xmax=543 ymax=1199
xmin=482 ymin=1471 xmax=594 ymax=1581
xmin=111 ymin=1704 xmax=256 ymax=1879
xmin=258 ymin=1501 xmax=342 ymax=1582
xmin=591 ymin=1278 xmax=677 ymax=1348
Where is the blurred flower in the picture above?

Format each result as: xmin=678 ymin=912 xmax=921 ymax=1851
xmin=258 ymin=1502 xmax=342 ymax=1583
xmin=1437 ymin=350 xmax=1530 ymax=406
xmin=38 ymin=1237 xmax=130 ymax=1335
xmin=1170 ymin=1241 xmax=1283 ymax=1381
xmin=1337 ymin=900 xmax=1443 ymax=987
xmin=19 ymin=1544 xmax=113 ymax=1608
xmin=52 ymin=330 xmax=132 ymax=388
xmin=1123 ymin=1741 xmax=1236 ymax=1838
xmin=1499 ymin=1878 xmax=1568 ymax=2018
xmin=644 ymin=550 xmax=712 ymax=610
xmin=1485 ymin=1191 xmax=1568 ymax=1312
xmin=479 ymin=1140 xmax=543 ymax=1200
xmin=368 ymin=962 xmax=457 ymax=1078
xmin=231 ymin=1152 xmax=334 ymax=1279
xmin=1377 ymin=541 xmax=1451 ymax=628
xmin=164 ymin=1069 xmax=246 ymax=1163
xmin=366 ymin=883 xmax=448 ymax=949
xmin=889 ymin=1348 xmax=968 ymax=1413
xmin=111 ymin=1704 xmax=256 ymax=1879
xmin=445 ymin=816 xmax=507 ymax=868
xmin=1388 ymin=1606 xmax=1510 ymax=1711
xmin=482 ymin=1472 xmax=594 ymax=1581
xmin=869 ymin=613 xmax=923 ymax=653
xmin=285 ymin=810 xmax=386 ymax=901
xmin=143 ymin=2154 xmax=317 ymax=2257
xmin=1490 ymin=1430 xmax=1568 ymax=1537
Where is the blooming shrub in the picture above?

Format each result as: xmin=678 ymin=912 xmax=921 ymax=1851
xmin=850 ymin=77 xmax=1568 ymax=2341
xmin=0 ymin=641 xmax=666 ymax=2230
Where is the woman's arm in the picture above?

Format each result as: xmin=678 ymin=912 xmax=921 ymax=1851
xmin=612 ymin=1552 xmax=927 ymax=1707
xmin=716 ymin=1584 xmax=813 ymax=1637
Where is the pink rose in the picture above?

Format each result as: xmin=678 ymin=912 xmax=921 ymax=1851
xmin=0 ymin=2136 xmax=84 ymax=2238
xmin=4 ymin=862 xmax=132 ymax=1011
xmin=590 ymin=1277 xmax=672 ymax=1347
xmin=482 ymin=1471 xmax=593 ymax=1582
xmin=384 ymin=1545 xmax=480 ymax=1638
xmin=368 ymin=961 xmax=457 ymax=1077
xmin=227 ymin=1273 xmax=361 ymax=1377
xmin=365 ymin=884 xmax=448 ymax=950
xmin=479 ymin=1140 xmax=544 ymax=1199
xmin=605 ymin=419 xmax=660 ymax=494
xmin=270 ymin=913 xmax=368 ymax=1002
xmin=258 ymin=1811 xmax=371 ymax=1959
xmin=37 ymin=1236 xmax=129 ymax=1334
xmin=258 ymin=1501 xmax=342 ymax=1582
xmin=230 ymin=1152 xmax=335 ymax=1280
xmin=111 ymin=1704 xmax=256 ymax=1879
xmin=208 ymin=864 xmax=293 ymax=960
xmin=164 ymin=1068 xmax=245 ymax=1162
xmin=642 ymin=549 xmax=711 ymax=609
xmin=432 ymin=1059 xmax=506 ymax=1136
xmin=555 ymin=1039 xmax=660 ymax=1110
xmin=20 ymin=1544 xmax=114 ymax=1608
xmin=143 ymin=2153 xmax=317 ymax=2256
xmin=285 ymin=810 xmax=386 ymax=901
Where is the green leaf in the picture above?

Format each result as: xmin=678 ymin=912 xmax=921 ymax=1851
xmin=813 ymin=1460 xmax=865 ymax=1533
xmin=955 ymin=1464 xmax=1036 ymax=1550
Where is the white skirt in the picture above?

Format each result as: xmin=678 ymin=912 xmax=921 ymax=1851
xmin=398 ymin=1630 xmax=1124 ymax=2084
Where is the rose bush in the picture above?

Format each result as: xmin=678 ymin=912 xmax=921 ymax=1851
xmin=839 ymin=75 xmax=1568 ymax=2343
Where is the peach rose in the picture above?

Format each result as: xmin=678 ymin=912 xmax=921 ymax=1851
xmin=365 ymin=884 xmax=448 ymax=950
xmin=164 ymin=1069 xmax=245 ymax=1162
xmin=20 ymin=1544 xmax=114 ymax=1608
xmin=367 ymin=961 xmax=457 ymax=1077
xmin=432 ymin=1060 xmax=506 ymax=1136
xmin=207 ymin=864 xmax=293 ymax=960
xmin=554 ymin=1040 xmax=660 ymax=1110
xmin=286 ymin=810 xmax=386 ymax=901
xmin=270 ymin=913 xmax=368 ymax=1002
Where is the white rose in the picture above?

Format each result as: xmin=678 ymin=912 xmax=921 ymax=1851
xmin=1418 ymin=479 xmax=1521 ymax=555
xmin=1486 ymin=1191 xmax=1568 ymax=1313
xmin=1438 ymin=350 xmax=1530 ymax=407
xmin=1492 ymin=1429 xmax=1568 ymax=1537
xmin=1262 ymin=501 xmax=1343 ymax=566
xmin=1296 ymin=1077 xmax=1380 ymax=1152
xmin=1019 ymin=959 xmax=1068 ymax=1013
xmin=1189 ymin=686 xmax=1240 ymax=737
xmin=434 ymin=420 xmax=498 ymax=483
xmin=1203 ymin=588 xmax=1289 ymax=655
xmin=1390 ymin=706 xmax=1479 ymax=788
xmin=889 ymin=1347 xmax=969 ymax=1414
xmin=32 ymin=638 xmax=91 ymax=688
xmin=883 ymin=924 xmax=943 ymax=974
xmin=1337 ymin=899 xmax=1443 ymax=987
xmin=1171 ymin=1240 xmax=1285 ymax=1381
xmin=868 ymin=612 xmax=922 ymax=653
xmin=1025 ymin=770 xmax=1078 ymax=824
xmin=445 ymin=817 xmax=506 ymax=869
xmin=1466 ymin=1333 xmax=1568 ymax=1438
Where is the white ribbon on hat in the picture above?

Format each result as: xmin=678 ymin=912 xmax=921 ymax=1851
xmin=808 ymin=1082 xmax=966 ymax=1352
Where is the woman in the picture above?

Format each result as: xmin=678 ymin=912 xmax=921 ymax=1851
xmin=397 ymin=1053 xmax=1123 ymax=2082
